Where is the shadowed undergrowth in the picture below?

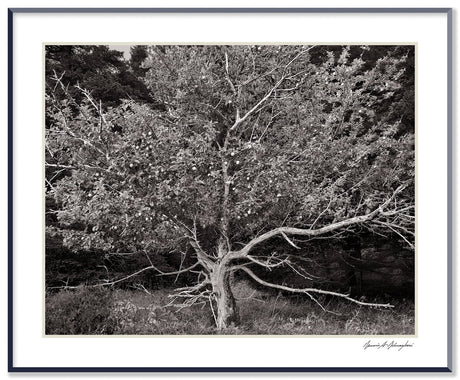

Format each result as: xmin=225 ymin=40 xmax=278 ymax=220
xmin=45 ymin=287 xmax=415 ymax=335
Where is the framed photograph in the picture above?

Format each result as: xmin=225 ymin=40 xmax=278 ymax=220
xmin=8 ymin=7 xmax=453 ymax=372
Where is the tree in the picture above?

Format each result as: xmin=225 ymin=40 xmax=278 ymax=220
xmin=129 ymin=45 xmax=149 ymax=77
xmin=45 ymin=45 xmax=153 ymax=108
xmin=45 ymin=45 xmax=415 ymax=330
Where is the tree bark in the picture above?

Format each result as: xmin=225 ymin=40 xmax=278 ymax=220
xmin=211 ymin=264 xmax=239 ymax=330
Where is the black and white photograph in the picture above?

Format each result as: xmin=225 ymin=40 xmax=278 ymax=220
xmin=44 ymin=44 xmax=415 ymax=336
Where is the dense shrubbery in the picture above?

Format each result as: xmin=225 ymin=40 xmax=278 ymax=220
xmin=45 ymin=287 xmax=414 ymax=335
xmin=45 ymin=287 xmax=114 ymax=334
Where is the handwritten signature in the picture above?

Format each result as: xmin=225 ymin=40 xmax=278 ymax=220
xmin=363 ymin=340 xmax=414 ymax=351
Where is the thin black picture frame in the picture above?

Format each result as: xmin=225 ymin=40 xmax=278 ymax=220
xmin=7 ymin=7 xmax=453 ymax=373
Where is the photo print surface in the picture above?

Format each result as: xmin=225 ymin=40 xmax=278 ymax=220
xmin=45 ymin=45 xmax=415 ymax=335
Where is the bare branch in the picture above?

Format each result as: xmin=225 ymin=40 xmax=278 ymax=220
xmin=240 ymin=66 xmax=279 ymax=87
xmin=229 ymin=47 xmax=315 ymax=132
xmin=239 ymin=267 xmax=393 ymax=309
xmin=165 ymin=279 xmax=212 ymax=311
xmin=156 ymin=262 xmax=201 ymax=277
xmin=95 ymin=265 xmax=157 ymax=287
xmin=305 ymin=292 xmax=340 ymax=315
xmin=75 ymin=84 xmax=108 ymax=127
xmin=186 ymin=220 xmax=216 ymax=269
xmin=310 ymin=197 xmax=334 ymax=230
xmin=280 ymin=231 xmax=301 ymax=249
xmin=45 ymin=162 xmax=116 ymax=175
xmin=236 ymin=185 xmax=407 ymax=257
xmin=371 ymin=220 xmax=415 ymax=250
xmin=130 ymin=283 xmax=152 ymax=295
xmin=224 ymin=52 xmax=237 ymax=96
xmin=245 ymin=254 xmax=288 ymax=269
xmin=47 ymin=258 xmax=202 ymax=292
xmin=228 ymin=77 xmax=283 ymax=132
xmin=258 ymin=110 xmax=282 ymax=142
xmin=283 ymin=260 xmax=318 ymax=281
xmin=209 ymin=294 xmax=218 ymax=325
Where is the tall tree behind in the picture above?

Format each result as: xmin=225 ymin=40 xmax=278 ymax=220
xmin=45 ymin=45 xmax=153 ymax=109
xmin=129 ymin=45 xmax=149 ymax=77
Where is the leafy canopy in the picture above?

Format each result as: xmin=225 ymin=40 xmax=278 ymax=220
xmin=46 ymin=45 xmax=414 ymax=256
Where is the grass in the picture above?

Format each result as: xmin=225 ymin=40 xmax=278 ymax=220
xmin=45 ymin=286 xmax=415 ymax=335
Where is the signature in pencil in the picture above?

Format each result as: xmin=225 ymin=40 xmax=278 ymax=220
xmin=363 ymin=340 xmax=414 ymax=351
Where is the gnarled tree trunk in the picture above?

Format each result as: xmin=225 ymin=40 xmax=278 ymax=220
xmin=211 ymin=264 xmax=239 ymax=330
